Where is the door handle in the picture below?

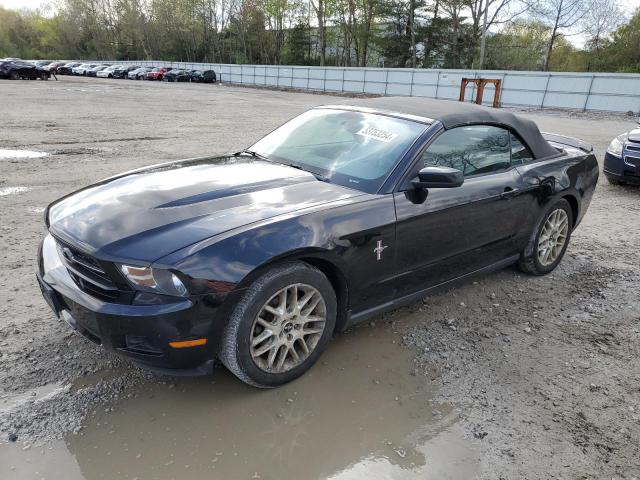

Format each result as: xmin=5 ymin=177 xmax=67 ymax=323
xmin=500 ymin=187 xmax=519 ymax=199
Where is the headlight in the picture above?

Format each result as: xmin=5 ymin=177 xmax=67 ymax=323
xmin=120 ymin=265 xmax=188 ymax=297
xmin=606 ymin=135 xmax=625 ymax=157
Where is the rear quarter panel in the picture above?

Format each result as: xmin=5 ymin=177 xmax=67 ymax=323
xmin=516 ymin=147 xmax=599 ymax=233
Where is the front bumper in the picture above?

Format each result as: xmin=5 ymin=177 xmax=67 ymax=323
xmin=37 ymin=234 xmax=228 ymax=374
xmin=604 ymin=151 xmax=640 ymax=184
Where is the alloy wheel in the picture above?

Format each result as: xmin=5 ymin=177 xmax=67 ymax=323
xmin=250 ymin=283 xmax=326 ymax=373
xmin=537 ymin=209 xmax=569 ymax=266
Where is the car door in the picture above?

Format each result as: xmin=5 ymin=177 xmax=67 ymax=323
xmin=392 ymin=124 xmax=531 ymax=297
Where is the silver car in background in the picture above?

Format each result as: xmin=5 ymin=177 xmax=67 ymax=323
xmin=127 ymin=66 xmax=152 ymax=80
xmin=86 ymin=65 xmax=110 ymax=77
xmin=96 ymin=65 xmax=123 ymax=78
xmin=72 ymin=63 xmax=99 ymax=75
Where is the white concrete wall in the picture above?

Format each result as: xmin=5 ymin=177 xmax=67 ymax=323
xmin=115 ymin=61 xmax=640 ymax=114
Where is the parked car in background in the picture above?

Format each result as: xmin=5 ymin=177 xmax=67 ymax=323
xmin=145 ymin=67 xmax=172 ymax=81
xmin=57 ymin=62 xmax=81 ymax=75
xmin=127 ymin=67 xmax=152 ymax=80
xmin=44 ymin=61 xmax=66 ymax=73
xmin=32 ymin=60 xmax=53 ymax=67
xmin=163 ymin=69 xmax=190 ymax=82
xmin=96 ymin=65 xmax=122 ymax=78
xmin=163 ymin=69 xmax=187 ymax=82
xmin=0 ymin=60 xmax=50 ymax=80
xmin=112 ymin=65 xmax=139 ymax=79
xmin=73 ymin=63 xmax=99 ymax=75
xmin=86 ymin=65 xmax=109 ymax=77
xmin=604 ymin=125 xmax=640 ymax=185
xmin=1 ymin=57 xmax=22 ymax=61
xmin=190 ymin=70 xmax=217 ymax=83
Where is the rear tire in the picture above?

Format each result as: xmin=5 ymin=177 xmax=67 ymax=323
xmin=9 ymin=71 xmax=19 ymax=80
xmin=518 ymin=199 xmax=573 ymax=276
xmin=219 ymin=262 xmax=336 ymax=388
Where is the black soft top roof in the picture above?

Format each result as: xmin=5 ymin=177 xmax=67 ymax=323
xmin=335 ymin=96 xmax=559 ymax=160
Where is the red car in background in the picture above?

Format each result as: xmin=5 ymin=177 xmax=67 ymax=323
xmin=145 ymin=67 xmax=172 ymax=80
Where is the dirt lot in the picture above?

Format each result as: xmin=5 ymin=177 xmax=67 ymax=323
xmin=0 ymin=76 xmax=638 ymax=479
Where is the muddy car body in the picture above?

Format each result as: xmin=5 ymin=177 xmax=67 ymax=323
xmin=37 ymin=97 xmax=598 ymax=387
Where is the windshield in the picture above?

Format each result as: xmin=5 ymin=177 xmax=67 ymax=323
xmin=250 ymin=108 xmax=426 ymax=193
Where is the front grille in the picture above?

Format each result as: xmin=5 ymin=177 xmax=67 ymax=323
xmin=57 ymin=240 xmax=121 ymax=301
xmin=624 ymin=155 xmax=640 ymax=168
xmin=627 ymin=144 xmax=640 ymax=153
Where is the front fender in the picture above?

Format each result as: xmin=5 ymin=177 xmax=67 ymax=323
xmin=153 ymin=194 xmax=397 ymax=314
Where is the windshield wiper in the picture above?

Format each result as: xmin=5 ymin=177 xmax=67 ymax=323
xmin=286 ymin=163 xmax=331 ymax=183
xmin=235 ymin=149 xmax=268 ymax=160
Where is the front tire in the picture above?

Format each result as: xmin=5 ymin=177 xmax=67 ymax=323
xmin=518 ymin=199 xmax=573 ymax=275
xmin=219 ymin=262 xmax=337 ymax=388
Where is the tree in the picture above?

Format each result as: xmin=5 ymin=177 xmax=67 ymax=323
xmin=599 ymin=8 xmax=640 ymax=72
xmin=467 ymin=0 xmax=528 ymax=68
xmin=485 ymin=19 xmax=549 ymax=70
xmin=309 ymin=0 xmax=329 ymax=65
xmin=531 ymin=0 xmax=588 ymax=71
xmin=284 ymin=21 xmax=311 ymax=63
xmin=582 ymin=0 xmax=622 ymax=70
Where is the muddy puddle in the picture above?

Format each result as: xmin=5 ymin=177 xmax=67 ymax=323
xmin=0 ymin=324 xmax=480 ymax=479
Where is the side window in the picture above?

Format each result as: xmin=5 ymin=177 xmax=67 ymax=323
xmin=510 ymin=132 xmax=534 ymax=164
xmin=421 ymin=125 xmax=511 ymax=177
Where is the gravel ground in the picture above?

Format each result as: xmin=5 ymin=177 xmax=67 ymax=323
xmin=0 ymin=76 xmax=639 ymax=478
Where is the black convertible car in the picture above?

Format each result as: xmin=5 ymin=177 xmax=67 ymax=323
xmin=37 ymin=98 xmax=598 ymax=387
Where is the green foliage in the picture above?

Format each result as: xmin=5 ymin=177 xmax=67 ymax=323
xmin=597 ymin=8 xmax=640 ymax=72
xmin=485 ymin=20 xmax=549 ymax=71
xmin=0 ymin=1 xmax=638 ymax=72
xmin=283 ymin=22 xmax=311 ymax=65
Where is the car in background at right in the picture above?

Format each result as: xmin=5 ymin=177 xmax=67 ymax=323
xmin=145 ymin=67 xmax=172 ymax=81
xmin=190 ymin=70 xmax=217 ymax=83
xmin=604 ymin=124 xmax=640 ymax=185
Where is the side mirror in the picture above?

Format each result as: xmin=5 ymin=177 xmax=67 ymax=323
xmin=412 ymin=166 xmax=464 ymax=189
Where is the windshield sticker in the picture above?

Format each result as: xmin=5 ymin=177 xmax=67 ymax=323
xmin=356 ymin=126 xmax=398 ymax=143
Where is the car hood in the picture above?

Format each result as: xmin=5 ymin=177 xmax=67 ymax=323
xmin=48 ymin=156 xmax=363 ymax=264
xmin=626 ymin=127 xmax=640 ymax=143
